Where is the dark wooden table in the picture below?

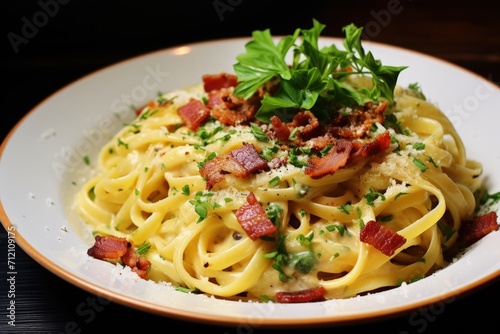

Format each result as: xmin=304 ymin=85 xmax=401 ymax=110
xmin=2 ymin=1 xmax=499 ymax=333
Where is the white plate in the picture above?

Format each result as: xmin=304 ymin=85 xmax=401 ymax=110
xmin=1 ymin=37 xmax=499 ymax=327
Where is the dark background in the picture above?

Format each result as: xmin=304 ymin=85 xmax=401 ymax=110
xmin=1 ymin=0 xmax=499 ymax=333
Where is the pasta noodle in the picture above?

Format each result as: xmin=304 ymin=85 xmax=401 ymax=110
xmin=74 ymin=81 xmax=484 ymax=301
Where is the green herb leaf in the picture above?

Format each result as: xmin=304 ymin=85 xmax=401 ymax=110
xmin=233 ymin=29 xmax=298 ymax=99
xmin=412 ymin=157 xmax=428 ymax=172
xmin=233 ymin=19 xmax=407 ymax=123
xmin=136 ymin=243 xmax=151 ymax=255
xmin=250 ymin=123 xmax=270 ymax=142
xmin=364 ymin=187 xmax=386 ymax=206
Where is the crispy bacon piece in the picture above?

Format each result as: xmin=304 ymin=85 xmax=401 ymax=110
xmin=350 ymin=131 xmax=391 ymax=162
xmin=304 ymin=139 xmax=353 ymax=179
xmin=304 ymin=135 xmax=336 ymax=151
xmin=269 ymin=111 xmax=326 ymax=146
xmin=200 ymin=143 xmax=268 ymax=189
xmin=268 ymin=156 xmax=288 ymax=169
xmin=201 ymin=155 xmax=245 ymax=189
xmin=235 ymin=192 xmax=278 ymax=240
xmin=202 ymin=73 xmax=238 ymax=92
xmin=275 ymin=286 xmax=327 ymax=303
xmin=207 ymin=88 xmax=260 ymax=126
xmin=268 ymin=102 xmax=386 ymax=149
xmin=270 ymin=115 xmax=291 ymax=141
xmin=177 ymin=98 xmax=210 ymax=131
xmin=459 ymin=211 xmax=498 ymax=247
xmin=328 ymin=100 xmax=387 ymax=139
xmin=304 ymin=131 xmax=391 ymax=179
xmin=121 ymin=245 xmax=151 ymax=279
xmin=230 ymin=142 xmax=269 ymax=173
xmin=87 ymin=235 xmax=128 ymax=259
xmin=360 ymin=220 xmax=407 ymax=256
xmin=290 ymin=110 xmax=322 ymax=141
xmin=87 ymin=236 xmax=151 ymax=279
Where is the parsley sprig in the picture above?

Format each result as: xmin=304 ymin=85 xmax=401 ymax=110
xmin=233 ymin=19 xmax=407 ymax=123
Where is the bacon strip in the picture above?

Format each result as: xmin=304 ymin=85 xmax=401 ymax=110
xmin=289 ymin=110 xmax=321 ymax=141
xmin=275 ymin=286 xmax=326 ymax=303
xmin=235 ymin=192 xmax=278 ymax=240
xmin=200 ymin=143 xmax=268 ymax=189
xmin=360 ymin=220 xmax=406 ymax=256
xmin=328 ymin=100 xmax=387 ymax=139
xmin=304 ymin=131 xmax=391 ymax=179
xmin=201 ymin=155 xmax=245 ymax=189
xmin=270 ymin=115 xmax=291 ymax=141
xmin=121 ymin=244 xmax=151 ymax=279
xmin=304 ymin=140 xmax=353 ymax=179
xmin=87 ymin=236 xmax=151 ymax=279
xmin=230 ymin=142 xmax=269 ymax=173
xmin=202 ymin=73 xmax=238 ymax=92
xmin=177 ymin=98 xmax=210 ymax=131
xmin=350 ymin=131 xmax=391 ymax=162
xmin=207 ymin=89 xmax=259 ymax=126
xmin=459 ymin=211 xmax=498 ymax=247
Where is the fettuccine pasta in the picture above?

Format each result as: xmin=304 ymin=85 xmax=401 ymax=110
xmin=74 ymin=81 xmax=485 ymax=301
xmin=74 ymin=22 xmax=497 ymax=303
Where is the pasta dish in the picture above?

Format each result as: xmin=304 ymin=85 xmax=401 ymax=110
xmin=74 ymin=20 xmax=498 ymax=303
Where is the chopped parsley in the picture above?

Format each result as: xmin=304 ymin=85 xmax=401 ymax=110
xmin=326 ymin=224 xmax=346 ymax=236
xmin=339 ymin=203 xmax=353 ymax=215
xmin=189 ymin=191 xmax=220 ymax=223
xmin=117 ymin=138 xmax=128 ymax=149
xmin=364 ymin=187 xmax=386 ymax=206
xmin=412 ymin=156 xmax=428 ymax=173
xmin=136 ymin=243 xmax=151 ymax=255
xmin=250 ymin=123 xmax=270 ymax=142
xmin=181 ymin=184 xmax=190 ymax=196
xmin=268 ymin=176 xmax=281 ymax=187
